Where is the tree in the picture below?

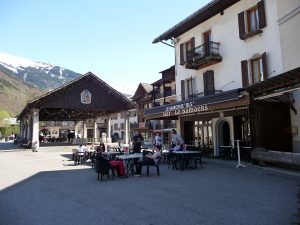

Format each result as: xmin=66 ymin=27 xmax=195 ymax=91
xmin=0 ymin=110 xmax=10 ymax=126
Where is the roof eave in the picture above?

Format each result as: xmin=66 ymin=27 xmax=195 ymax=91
xmin=152 ymin=0 xmax=240 ymax=44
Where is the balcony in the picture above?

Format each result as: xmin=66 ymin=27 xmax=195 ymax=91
xmin=186 ymin=41 xmax=222 ymax=70
xmin=130 ymin=123 xmax=139 ymax=129
xmin=154 ymin=89 xmax=176 ymax=100
xmin=138 ymin=122 xmax=153 ymax=129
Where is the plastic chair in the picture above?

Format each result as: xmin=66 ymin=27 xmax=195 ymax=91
xmin=95 ymin=155 xmax=115 ymax=181
xmin=146 ymin=157 xmax=161 ymax=176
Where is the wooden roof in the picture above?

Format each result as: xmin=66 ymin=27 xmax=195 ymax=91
xmin=17 ymin=72 xmax=135 ymax=121
xmin=131 ymin=83 xmax=152 ymax=101
xmin=245 ymin=67 xmax=300 ymax=97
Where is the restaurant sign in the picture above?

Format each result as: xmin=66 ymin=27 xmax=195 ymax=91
xmin=163 ymin=101 xmax=208 ymax=117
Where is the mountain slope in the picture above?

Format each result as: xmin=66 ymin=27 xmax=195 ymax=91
xmin=0 ymin=52 xmax=81 ymax=90
xmin=0 ymin=70 xmax=43 ymax=117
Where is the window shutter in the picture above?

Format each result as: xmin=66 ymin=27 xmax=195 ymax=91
xmin=190 ymin=37 xmax=195 ymax=54
xmin=262 ymin=52 xmax=268 ymax=81
xmin=241 ymin=60 xmax=249 ymax=87
xmin=181 ymin=80 xmax=185 ymax=100
xmin=185 ymin=43 xmax=189 ymax=63
xmin=204 ymin=71 xmax=215 ymax=96
xmin=180 ymin=43 xmax=184 ymax=65
xmin=238 ymin=11 xmax=246 ymax=40
xmin=191 ymin=76 xmax=194 ymax=97
xmin=257 ymin=0 xmax=266 ymax=29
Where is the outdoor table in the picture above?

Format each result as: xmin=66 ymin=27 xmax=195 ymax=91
xmin=116 ymin=153 xmax=143 ymax=175
xmin=173 ymin=151 xmax=201 ymax=170
xmin=102 ymin=151 xmax=122 ymax=160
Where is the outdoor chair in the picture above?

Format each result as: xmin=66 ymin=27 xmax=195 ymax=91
xmin=23 ymin=140 xmax=32 ymax=149
xmin=146 ymin=156 xmax=161 ymax=176
xmin=95 ymin=155 xmax=115 ymax=181
xmin=141 ymin=150 xmax=160 ymax=176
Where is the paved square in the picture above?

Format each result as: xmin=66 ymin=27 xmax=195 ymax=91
xmin=0 ymin=143 xmax=299 ymax=225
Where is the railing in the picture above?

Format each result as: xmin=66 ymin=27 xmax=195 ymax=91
xmin=187 ymin=90 xmax=223 ymax=99
xmin=138 ymin=122 xmax=153 ymax=129
xmin=154 ymin=89 xmax=176 ymax=99
xmin=186 ymin=41 xmax=222 ymax=69
xmin=130 ymin=123 xmax=139 ymax=129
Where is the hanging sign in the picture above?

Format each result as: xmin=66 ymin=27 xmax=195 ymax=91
xmin=81 ymin=89 xmax=91 ymax=104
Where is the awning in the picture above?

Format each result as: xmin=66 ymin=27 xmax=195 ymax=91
xmin=245 ymin=67 xmax=300 ymax=99
xmin=144 ymin=88 xmax=249 ymax=120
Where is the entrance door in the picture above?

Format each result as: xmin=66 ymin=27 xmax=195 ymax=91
xmin=218 ymin=120 xmax=231 ymax=146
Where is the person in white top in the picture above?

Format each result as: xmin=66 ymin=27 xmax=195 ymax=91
xmin=170 ymin=129 xmax=184 ymax=148
xmin=154 ymin=132 xmax=162 ymax=150
xmin=78 ymin=144 xmax=88 ymax=156
xmin=135 ymin=147 xmax=161 ymax=176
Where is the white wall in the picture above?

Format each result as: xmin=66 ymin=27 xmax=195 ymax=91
xmin=175 ymin=0 xmax=283 ymax=101
xmin=276 ymin=0 xmax=300 ymax=152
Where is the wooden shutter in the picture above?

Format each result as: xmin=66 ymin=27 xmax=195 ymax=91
xmin=258 ymin=0 xmax=266 ymax=29
xmin=181 ymin=80 xmax=185 ymax=100
xmin=262 ymin=52 xmax=268 ymax=81
xmin=180 ymin=43 xmax=184 ymax=65
xmin=185 ymin=42 xmax=189 ymax=63
xmin=190 ymin=37 xmax=195 ymax=54
xmin=241 ymin=60 xmax=249 ymax=87
xmin=238 ymin=11 xmax=246 ymax=40
xmin=203 ymin=71 xmax=215 ymax=96
xmin=191 ymin=76 xmax=194 ymax=97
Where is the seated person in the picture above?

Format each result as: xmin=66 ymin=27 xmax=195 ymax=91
xmin=95 ymin=149 xmax=126 ymax=177
xmin=169 ymin=141 xmax=183 ymax=152
xmin=135 ymin=147 xmax=161 ymax=176
xmin=78 ymin=144 xmax=88 ymax=156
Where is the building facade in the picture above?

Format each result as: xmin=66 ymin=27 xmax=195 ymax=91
xmin=147 ymin=0 xmax=300 ymax=155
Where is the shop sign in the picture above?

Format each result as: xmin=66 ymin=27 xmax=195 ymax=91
xmin=163 ymin=101 xmax=208 ymax=117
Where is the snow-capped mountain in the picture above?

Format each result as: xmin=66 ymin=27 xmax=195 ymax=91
xmin=0 ymin=52 xmax=81 ymax=90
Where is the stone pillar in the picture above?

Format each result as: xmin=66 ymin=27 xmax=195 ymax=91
xmin=124 ymin=112 xmax=129 ymax=145
xmin=106 ymin=117 xmax=112 ymax=143
xmin=19 ymin=119 xmax=24 ymax=139
xmin=74 ymin=122 xmax=78 ymax=138
xmin=83 ymin=121 xmax=87 ymax=139
xmin=31 ymin=109 xmax=40 ymax=149
xmin=93 ymin=119 xmax=97 ymax=145
xmin=26 ymin=115 xmax=31 ymax=140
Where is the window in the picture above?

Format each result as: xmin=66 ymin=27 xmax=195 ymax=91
xmin=120 ymin=123 xmax=124 ymax=130
xmin=113 ymin=123 xmax=118 ymax=130
xmin=203 ymin=70 xmax=215 ymax=96
xmin=187 ymin=77 xmax=194 ymax=98
xmin=246 ymin=6 xmax=259 ymax=33
xmin=181 ymin=80 xmax=185 ymax=100
xmin=194 ymin=120 xmax=213 ymax=148
xmin=241 ymin=52 xmax=267 ymax=86
xmin=180 ymin=37 xmax=195 ymax=65
xmin=238 ymin=0 xmax=266 ymax=40
xmin=203 ymin=30 xmax=211 ymax=57
xmin=251 ymin=56 xmax=263 ymax=83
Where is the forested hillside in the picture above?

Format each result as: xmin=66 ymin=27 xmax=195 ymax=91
xmin=0 ymin=71 xmax=43 ymax=117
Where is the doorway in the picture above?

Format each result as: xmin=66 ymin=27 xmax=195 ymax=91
xmin=217 ymin=120 xmax=231 ymax=147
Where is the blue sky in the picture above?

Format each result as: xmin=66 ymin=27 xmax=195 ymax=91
xmin=1 ymin=0 xmax=211 ymax=94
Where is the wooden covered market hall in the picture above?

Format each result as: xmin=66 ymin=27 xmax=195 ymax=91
xmin=17 ymin=72 xmax=135 ymax=150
